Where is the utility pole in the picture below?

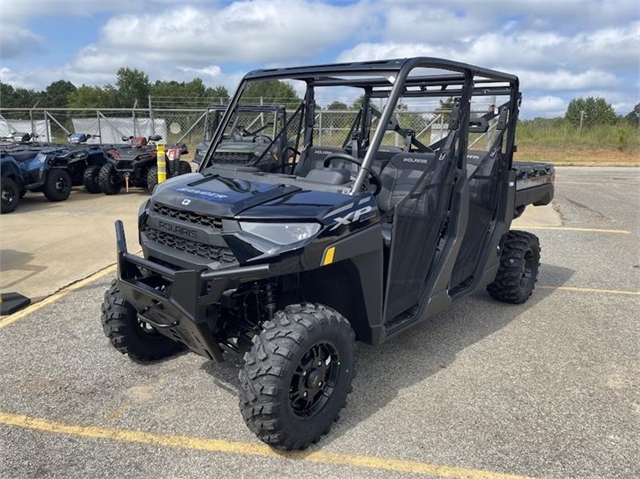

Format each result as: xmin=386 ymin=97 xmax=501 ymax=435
xmin=579 ymin=110 xmax=586 ymax=135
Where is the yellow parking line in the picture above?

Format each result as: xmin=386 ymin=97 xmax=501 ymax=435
xmin=0 ymin=264 xmax=117 ymax=331
xmin=538 ymin=285 xmax=640 ymax=296
xmin=0 ymin=411 xmax=537 ymax=479
xmin=515 ymin=226 xmax=630 ymax=234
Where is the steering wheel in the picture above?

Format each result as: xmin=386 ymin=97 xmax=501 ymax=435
xmin=322 ymin=153 xmax=382 ymax=196
xmin=252 ymin=135 xmax=272 ymax=143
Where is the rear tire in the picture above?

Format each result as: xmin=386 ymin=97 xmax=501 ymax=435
xmin=101 ymin=280 xmax=185 ymax=362
xmin=83 ymin=164 xmax=102 ymax=194
xmin=487 ymin=230 xmax=540 ymax=304
xmin=43 ymin=169 xmax=72 ymax=202
xmin=239 ymin=303 xmax=356 ymax=450
xmin=98 ymin=163 xmax=122 ymax=195
xmin=1 ymin=176 xmax=20 ymax=213
xmin=146 ymin=165 xmax=158 ymax=193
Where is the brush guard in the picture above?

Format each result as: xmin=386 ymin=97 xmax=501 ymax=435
xmin=114 ymin=220 xmax=271 ymax=361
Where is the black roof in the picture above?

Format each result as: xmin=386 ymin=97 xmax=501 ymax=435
xmin=244 ymin=57 xmax=518 ymax=85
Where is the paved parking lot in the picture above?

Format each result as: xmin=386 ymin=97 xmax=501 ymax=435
xmin=0 ymin=167 xmax=638 ymax=479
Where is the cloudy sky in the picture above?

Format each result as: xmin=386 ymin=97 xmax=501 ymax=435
xmin=0 ymin=0 xmax=638 ymax=117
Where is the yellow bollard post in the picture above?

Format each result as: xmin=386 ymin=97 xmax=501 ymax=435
xmin=157 ymin=143 xmax=166 ymax=183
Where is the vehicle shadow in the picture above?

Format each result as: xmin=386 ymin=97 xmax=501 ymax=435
xmin=199 ymin=263 xmax=575 ymax=451
xmin=0 ymin=249 xmax=47 ymax=291
xmin=13 ymin=189 xmax=150 ymax=213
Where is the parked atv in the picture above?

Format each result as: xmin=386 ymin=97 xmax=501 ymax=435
xmin=101 ymin=58 xmax=555 ymax=449
xmin=98 ymin=136 xmax=190 ymax=195
xmin=193 ymin=104 xmax=296 ymax=172
xmin=0 ymin=132 xmax=47 ymax=147
xmin=62 ymin=133 xmax=115 ymax=194
xmin=0 ymin=147 xmax=72 ymax=213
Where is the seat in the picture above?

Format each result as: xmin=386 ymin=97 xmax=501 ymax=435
xmin=377 ymin=153 xmax=436 ymax=247
xmin=305 ymin=167 xmax=351 ymax=185
xmin=9 ymin=150 xmax=40 ymax=162
xmin=293 ymin=146 xmax=347 ymax=177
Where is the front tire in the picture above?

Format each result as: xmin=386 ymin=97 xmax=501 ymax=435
xmin=239 ymin=303 xmax=356 ymax=450
xmin=83 ymin=164 xmax=102 ymax=194
xmin=146 ymin=165 xmax=158 ymax=193
xmin=42 ymin=169 xmax=72 ymax=202
xmin=1 ymin=176 xmax=20 ymax=213
xmin=487 ymin=230 xmax=540 ymax=304
xmin=101 ymin=280 xmax=185 ymax=362
xmin=98 ymin=163 xmax=122 ymax=195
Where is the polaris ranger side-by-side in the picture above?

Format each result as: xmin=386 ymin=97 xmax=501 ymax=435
xmin=101 ymin=58 xmax=555 ymax=449
xmin=193 ymin=104 xmax=295 ymax=172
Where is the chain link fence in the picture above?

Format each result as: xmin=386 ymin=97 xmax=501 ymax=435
xmin=2 ymin=107 xmax=637 ymax=155
xmin=1 ymin=107 xmax=461 ymax=149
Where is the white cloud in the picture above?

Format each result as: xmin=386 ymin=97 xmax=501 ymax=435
xmin=339 ymin=21 xmax=640 ymax=73
xmin=0 ymin=24 xmax=43 ymax=59
xmin=177 ymin=66 xmax=222 ymax=78
xmin=524 ymin=96 xmax=567 ymax=117
xmin=95 ymin=1 xmax=371 ymax=65
xmin=515 ymin=69 xmax=620 ymax=92
xmin=381 ymin=0 xmax=640 ymax=36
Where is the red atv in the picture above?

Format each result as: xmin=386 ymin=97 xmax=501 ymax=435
xmin=97 ymin=136 xmax=190 ymax=195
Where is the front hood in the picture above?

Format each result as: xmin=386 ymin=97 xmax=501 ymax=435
xmin=151 ymin=173 xmax=302 ymax=217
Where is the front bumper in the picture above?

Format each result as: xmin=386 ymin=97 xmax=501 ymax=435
xmin=114 ymin=220 xmax=272 ymax=361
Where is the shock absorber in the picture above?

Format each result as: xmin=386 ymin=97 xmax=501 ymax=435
xmin=262 ymin=281 xmax=277 ymax=321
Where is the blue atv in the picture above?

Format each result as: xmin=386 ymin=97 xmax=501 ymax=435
xmin=0 ymin=147 xmax=73 ymax=213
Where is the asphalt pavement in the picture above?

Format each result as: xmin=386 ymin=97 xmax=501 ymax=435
xmin=0 ymin=167 xmax=638 ymax=479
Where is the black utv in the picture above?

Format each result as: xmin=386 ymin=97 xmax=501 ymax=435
xmin=193 ymin=103 xmax=296 ymax=172
xmin=101 ymin=58 xmax=555 ymax=450
xmin=98 ymin=136 xmax=191 ymax=195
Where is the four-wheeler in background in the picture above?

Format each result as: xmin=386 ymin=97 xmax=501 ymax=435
xmin=0 ymin=132 xmax=49 ymax=147
xmin=64 ymin=133 xmax=114 ymax=194
xmin=97 ymin=136 xmax=191 ymax=195
xmin=101 ymin=57 xmax=555 ymax=449
xmin=193 ymin=104 xmax=297 ymax=172
xmin=0 ymin=146 xmax=73 ymax=213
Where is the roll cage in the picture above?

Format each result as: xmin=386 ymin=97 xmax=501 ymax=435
xmin=199 ymin=57 xmax=520 ymax=195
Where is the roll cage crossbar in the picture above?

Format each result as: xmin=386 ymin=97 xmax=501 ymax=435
xmin=201 ymin=57 xmax=519 ymax=194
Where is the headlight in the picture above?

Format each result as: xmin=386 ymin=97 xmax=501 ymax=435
xmin=36 ymin=152 xmax=47 ymax=163
xmin=239 ymin=222 xmax=321 ymax=245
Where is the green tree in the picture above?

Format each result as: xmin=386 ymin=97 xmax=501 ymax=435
xmin=150 ymin=79 xmax=229 ymax=108
xmin=624 ymin=103 xmax=640 ymax=126
xmin=242 ymin=80 xmax=300 ymax=108
xmin=207 ymin=85 xmax=230 ymax=104
xmin=0 ymin=83 xmax=41 ymax=118
xmin=0 ymin=83 xmax=41 ymax=109
xmin=327 ymin=101 xmax=348 ymax=110
xmin=42 ymin=80 xmax=76 ymax=108
xmin=67 ymin=85 xmax=119 ymax=109
xmin=565 ymin=97 xmax=618 ymax=127
xmin=116 ymin=67 xmax=150 ymax=107
xmin=350 ymin=95 xmax=364 ymax=110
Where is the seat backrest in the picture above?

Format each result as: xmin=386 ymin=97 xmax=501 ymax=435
xmin=377 ymin=153 xmax=436 ymax=213
xmin=294 ymin=146 xmax=347 ymax=176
